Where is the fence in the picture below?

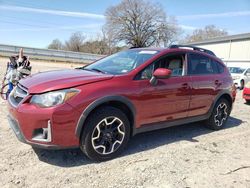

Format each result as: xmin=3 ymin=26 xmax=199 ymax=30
xmin=0 ymin=44 xmax=105 ymax=63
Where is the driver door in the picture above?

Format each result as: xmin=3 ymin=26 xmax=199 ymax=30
xmin=134 ymin=53 xmax=192 ymax=126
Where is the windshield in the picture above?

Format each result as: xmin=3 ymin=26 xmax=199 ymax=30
xmin=83 ymin=49 xmax=160 ymax=75
xmin=229 ymin=67 xmax=246 ymax=74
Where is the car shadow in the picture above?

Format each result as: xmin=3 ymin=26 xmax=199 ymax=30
xmin=33 ymin=147 xmax=91 ymax=166
xmin=33 ymin=116 xmax=242 ymax=167
xmin=124 ymin=116 xmax=242 ymax=156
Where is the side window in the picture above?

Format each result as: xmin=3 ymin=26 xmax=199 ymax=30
xmin=136 ymin=54 xmax=185 ymax=80
xmin=188 ymin=53 xmax=218 ymax=75
xmin=140 ymin=63 xmax=154 ymax=80
xmin=168 ymin=59 xmax=184 ymax=76
xmin=215 ymin=61 xmax=225 ymax=74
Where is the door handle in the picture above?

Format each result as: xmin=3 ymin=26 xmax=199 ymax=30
xmin=182 ymin=83 xmax=189 ymax=89
xmin=214 ymin=80 xmax=221 ymax=85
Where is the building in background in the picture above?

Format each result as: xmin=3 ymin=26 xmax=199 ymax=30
xmin=187 ymin=33 xmax=250 ymax=68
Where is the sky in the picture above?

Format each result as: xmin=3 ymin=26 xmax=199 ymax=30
xmin=0 ymin=0 xmax=250 ymax=48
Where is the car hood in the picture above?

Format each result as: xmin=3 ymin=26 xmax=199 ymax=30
xmin=19 ymin=69 xmax=114 ymax=94
xmin=231 ymin=73 xmax=242 ymax=79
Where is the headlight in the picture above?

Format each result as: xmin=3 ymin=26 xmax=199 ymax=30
xmin=245 ymin=82 xmax=250 ymax=88
xmin=30 ymin=88 xmax=79 ymax=108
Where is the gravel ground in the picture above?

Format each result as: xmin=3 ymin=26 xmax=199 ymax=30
xmin=0 ymin=58 xmax=250 ymax=188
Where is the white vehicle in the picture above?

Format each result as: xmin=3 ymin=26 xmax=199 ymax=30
xmin=229 ymin=67 xmax=250 ymax=89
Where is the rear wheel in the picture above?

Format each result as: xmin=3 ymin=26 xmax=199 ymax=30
xmin=80 ymin=106 xmax=130 ymax=161
xmin=206 ymin=98 xmax=231 ymax=130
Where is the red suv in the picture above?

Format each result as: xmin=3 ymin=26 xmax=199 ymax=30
xmin=7 ymin=45 xmax=236 ymax=161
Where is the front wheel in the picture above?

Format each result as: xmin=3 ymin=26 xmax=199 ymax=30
xmin=80 ymin=106 xmax=130 ymax=161
xmin=206 ymin=98 xmax=231 ymax=130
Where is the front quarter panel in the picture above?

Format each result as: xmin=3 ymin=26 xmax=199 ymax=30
xmin=66 ymin=75 xmax=140 ymax=136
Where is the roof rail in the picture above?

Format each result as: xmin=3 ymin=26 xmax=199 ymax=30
xmin=169 ymin=45 xmax=216 ymax=56
xmin=129 ymin=46 xmax=140 ymax=49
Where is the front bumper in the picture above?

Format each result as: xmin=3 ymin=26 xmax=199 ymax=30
xmin=7 ymin=114 xmax=66 ymax=149
xmin=7 ymin=99 xmax=82 ymax=149
xmin=7 ymin=114 xmax=26 ymax=144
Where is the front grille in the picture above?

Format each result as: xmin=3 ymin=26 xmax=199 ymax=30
xmin=9 ymin=84 xmax=28 ymax=107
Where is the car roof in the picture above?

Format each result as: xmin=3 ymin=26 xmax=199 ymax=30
xmin=129 ymin=47 xmax=221 ymax=62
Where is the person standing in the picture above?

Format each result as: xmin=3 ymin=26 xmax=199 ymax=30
xmin=5 ymin=48 xmax=31 ymax=97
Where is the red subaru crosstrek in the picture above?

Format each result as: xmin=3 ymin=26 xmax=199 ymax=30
xmin=7 ymin=45 xmax=236 ymax=161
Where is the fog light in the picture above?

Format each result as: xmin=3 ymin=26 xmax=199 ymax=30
xmin=32 ymin=120 xmax=52 ymax=142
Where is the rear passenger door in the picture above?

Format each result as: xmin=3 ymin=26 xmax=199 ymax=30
xmin=187 ymin=53 xmax=222 ymax=117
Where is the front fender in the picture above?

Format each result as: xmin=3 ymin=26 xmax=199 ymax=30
xmin=75 ymin=95 xmax=136 ymax=138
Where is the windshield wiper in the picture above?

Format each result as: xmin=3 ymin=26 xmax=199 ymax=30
xmin=77 ymin=67 xmax=106 ymax=74
xmin=90 ymin=68 xmax=106 ymax=74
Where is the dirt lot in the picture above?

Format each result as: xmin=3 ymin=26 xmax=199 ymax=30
xmin=0 ymin=58 xmax=250 ymax=188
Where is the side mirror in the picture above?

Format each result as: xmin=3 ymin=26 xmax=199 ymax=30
xmin=150 ymin=68 xmax=172 ymax=85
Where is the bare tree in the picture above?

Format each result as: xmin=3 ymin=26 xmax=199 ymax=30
xmin=184 ymin=25 xmax=228 ymax=43
xmin=47 ymin=30 xmax=123 ymax=55
xmin=101 ymin=27 xmax=121 ymax=54
xmin=80 ymin=40 xmax=108 ymax=54
xmin=156 ymin=16 xmax=181 ymax=47
xmin=65 ymin=32 xmax=86 ymax=52
xmin=48 ymin=39 xmax=63 ymax=50
xmin=104 ymin=0 xmax=179 ymax=47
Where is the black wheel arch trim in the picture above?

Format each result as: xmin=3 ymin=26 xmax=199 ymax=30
xmin=209 ymin=90 xmax=233 ymax=113
xmin=75 ymin=95 xmax=136 ymax=138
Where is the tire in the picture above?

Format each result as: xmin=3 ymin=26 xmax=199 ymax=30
xmin=80 ymin=106 xmax=130 ymax=161
xmin=240 ymin=80 xmax=245 ymax=90
xmin=206 ymin=98 xmax=231 ymax=130
xmin=246 ymin=100 xmax=250 ymax=104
